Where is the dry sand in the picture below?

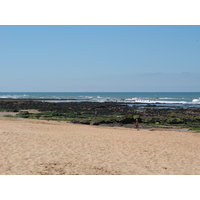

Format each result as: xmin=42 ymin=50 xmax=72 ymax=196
xmin=0 ymin=112 xmax=17 ymax=117
xmin=0 ymin=117 xmax=199 ymax=175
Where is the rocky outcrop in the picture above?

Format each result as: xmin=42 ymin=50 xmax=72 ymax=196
xmin=0 ymin=100 xmax=200 ymax=119
xmin=0 ymin=100 xmax=134 ymax=115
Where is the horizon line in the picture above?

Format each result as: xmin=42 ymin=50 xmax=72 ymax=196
xmin=1 ymin=91 xmax=200 ymax=93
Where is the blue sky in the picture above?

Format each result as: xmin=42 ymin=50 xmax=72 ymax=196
xmin=0 ymin=25 xmax=200 ymax=92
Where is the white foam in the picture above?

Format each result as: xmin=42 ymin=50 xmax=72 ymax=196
xmin=0 ymin=95 xmax=28 ymax=99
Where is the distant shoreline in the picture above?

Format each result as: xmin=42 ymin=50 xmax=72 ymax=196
xmin=1 ymin=98 xmax=200 ymax=106
xmin=1 ymin=92 xmax=200 ymax=106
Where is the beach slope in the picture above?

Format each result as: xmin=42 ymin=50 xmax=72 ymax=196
xmin=0 ymin=118 xmax=199 ymax=175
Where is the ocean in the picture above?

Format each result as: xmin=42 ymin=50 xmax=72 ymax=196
xmin=1 ymin=92 xmax=200 ymax=106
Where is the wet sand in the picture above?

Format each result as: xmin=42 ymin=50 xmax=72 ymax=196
xmin=0 ymin=117 xmax=199 ymax=175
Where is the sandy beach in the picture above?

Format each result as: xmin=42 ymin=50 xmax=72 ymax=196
xmin=0 ymin=117 xmax=199 ymax=175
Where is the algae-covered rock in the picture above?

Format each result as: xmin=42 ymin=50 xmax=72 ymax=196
xmin=16 ymin=111 xmax=30 ymax=118
xmin=167 ymin=117 xmax=184 ymax=124
xmin=71 ymin=120 xmax=90 ymax=125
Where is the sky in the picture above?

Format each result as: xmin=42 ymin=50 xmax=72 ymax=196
xmin=0 ymin=25 xmax=200 ymax=92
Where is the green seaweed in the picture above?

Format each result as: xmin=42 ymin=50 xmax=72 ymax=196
xmin=4 ymin=109 xmax=199 ymax=132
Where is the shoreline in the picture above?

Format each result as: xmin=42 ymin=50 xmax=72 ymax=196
xmin=0 ymin=113 xmax=190 ymax=132
xmin=1 ymin=97 xmax=200 ymax=105
xmin=1 ymin=99 xmax=200 ymax=132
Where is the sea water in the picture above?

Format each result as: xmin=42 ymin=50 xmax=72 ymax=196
xmin=0 ymin=92 xmax=200 ymax=107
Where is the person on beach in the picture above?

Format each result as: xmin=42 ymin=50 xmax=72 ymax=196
xmin=134 ymin=119 xmax=139 ymax=130
xmin=95 ymin=110 xmax=98 ymax=118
